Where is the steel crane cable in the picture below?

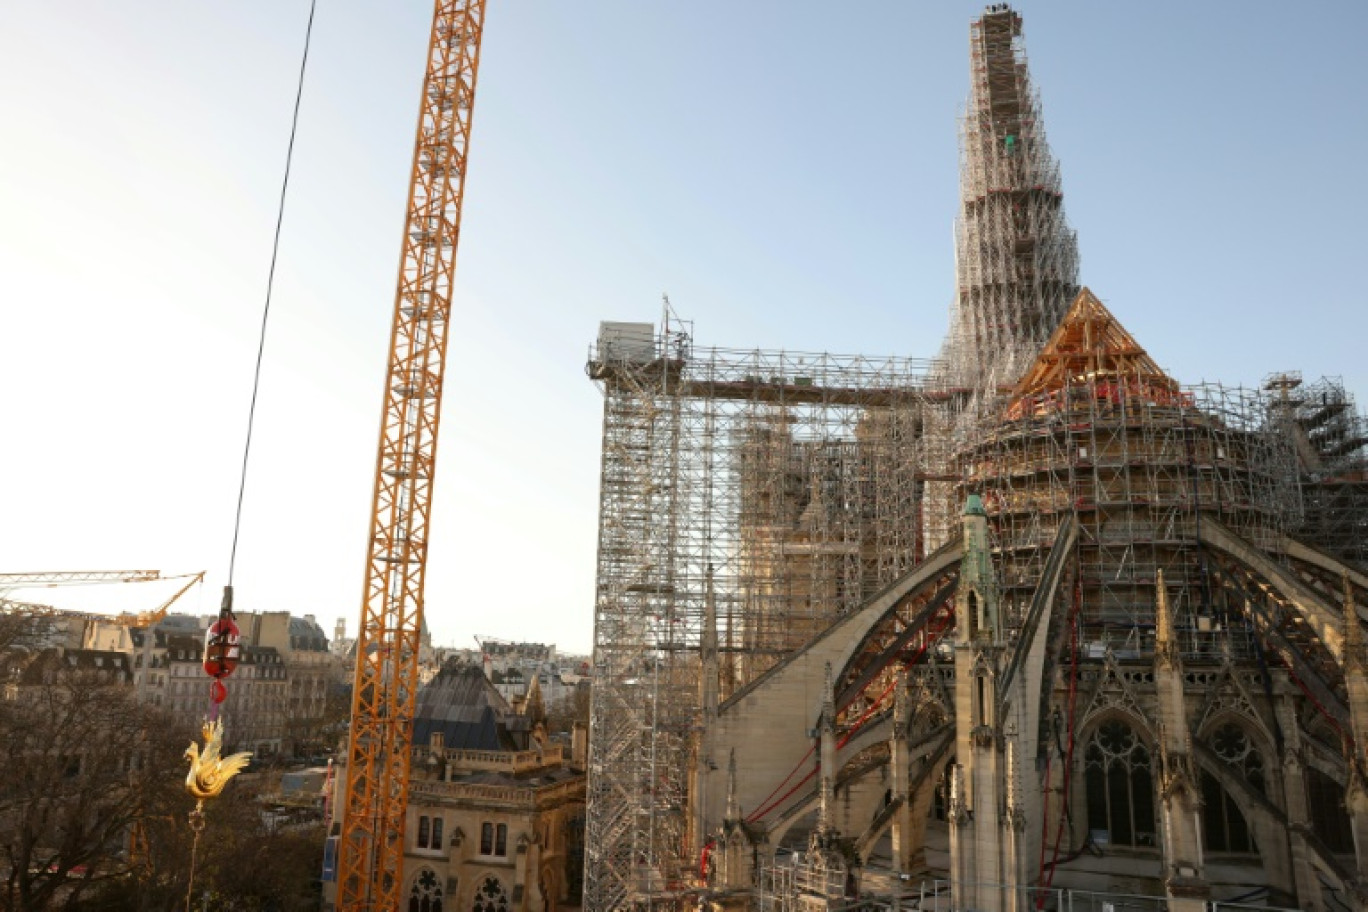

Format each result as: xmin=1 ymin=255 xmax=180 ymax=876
xmin=206 ymin=0 xmax=319 ymax=715
xmin=226 ymin=0 xmax=318 ymax=592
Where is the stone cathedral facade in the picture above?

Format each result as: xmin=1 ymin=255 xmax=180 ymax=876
xmin=692 ymin=291 xmax=1368 ymax=911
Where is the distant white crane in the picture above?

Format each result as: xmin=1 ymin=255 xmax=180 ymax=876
xmin=0 ymin=569 xmax=205 ymax=626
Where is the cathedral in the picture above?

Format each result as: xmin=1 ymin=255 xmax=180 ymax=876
xmin=696 ymin=287 xmax=1368 ymax=911
xmin=585 ymin=6 xmax=1368 ymax=911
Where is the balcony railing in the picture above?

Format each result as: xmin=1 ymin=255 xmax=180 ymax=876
xmin=407 ymin=776 xmax=583 ymax=809
xmin=415 ymin=744 xmax=565 ymax=773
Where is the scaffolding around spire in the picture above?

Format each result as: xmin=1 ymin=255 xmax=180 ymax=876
xmin=941 ymin=3 xmax=1079 ymax=392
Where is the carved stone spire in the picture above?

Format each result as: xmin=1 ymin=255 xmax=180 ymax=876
xmin=1155 ymin=569 xmax=1172 ymax=642
xmin=1155 ymin=569 xmax=1179 ymax=669
xmin=893 ymin=664 xmax=910 ymax=739
xmin=822 ymin=660 xmax=835 ymax=728
xmin=701 ymin=564 xmax=719 ymax=718
xmin=1003 ymin=730 xmax=1026 ymax=832
xmin=1153 ymin=570 xmax=1192 ymax=776
xmin=818 ymin=662 xmax=836 ymax=833
xmin=1152 ymin=570 xmax=1207 ymax=908
xmin=1345 ymin=573 xmax=1366 ymax=675
xmin=725 ymin=748 xmax=739 ymax=823
xmin=958 ymin=494 xmax=999 ymax=645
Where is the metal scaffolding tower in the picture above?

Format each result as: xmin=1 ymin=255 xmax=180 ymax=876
xmin=940 ymin=5 xmax=1079 ymax=392
xmin=1266 ymin=371 xmax=1368 ymax=570
xmin=583 ymin=316 xmax=950 ymax=909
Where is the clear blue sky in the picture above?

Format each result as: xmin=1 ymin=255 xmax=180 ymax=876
xmin=1 ymin=2 xmax=1364 ymax=653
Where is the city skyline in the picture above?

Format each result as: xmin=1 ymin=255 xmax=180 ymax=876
xmin=2 ymin=2 xmax=1365 ymax=654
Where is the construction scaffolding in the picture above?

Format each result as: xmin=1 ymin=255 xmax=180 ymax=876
xmin=583 ymin=316 xmax=953 ymax=910
xmin=959 ymin=381 xmax=1302 ymax=639
xmin=953 ymin=290 xmax=1303 ymax=645
xmin=1265 ymin=372 xmax=1368 ymax=571
xmin=580 ymin=310 xmax=1323 ymax=910
xmin=579 ymin=11 xmax=1090 ymax=906
xmin=578 ymin=5 xmax=1360 ymax=909
xmin=940 ymin=4 xmax=1079 ymax=392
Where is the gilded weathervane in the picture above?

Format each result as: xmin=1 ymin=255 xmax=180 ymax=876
xmin=183 ymin=719 xmax=252 ymax=910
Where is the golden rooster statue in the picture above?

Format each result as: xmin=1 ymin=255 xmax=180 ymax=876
xmin=184 ymin=719 xmax=252 ymax=809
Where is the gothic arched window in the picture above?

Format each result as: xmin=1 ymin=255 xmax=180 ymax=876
xmin=1084 ymin=719 xmax=1156 ymax=847
xmin=1201 ymin=723 xmax=1263 ymax=853
xmin=1200 ymin=770 xmax=1254 ymax=853
xmin=1307 ymin=766 xmax=1354 ymax=853
xmin=1213 ymin=723 xmax=1265 ymax=794
xmin=472 ymin=876 xmax=510 ymax=912
xmin=409 ymin=868 xmax=443 ymax=912
xmin=931 ymin=757 xmax=955 ymax=821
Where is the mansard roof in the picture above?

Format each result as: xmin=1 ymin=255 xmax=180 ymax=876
xmin=1010 ymin=287 xmax=1178 ymax=404
xmin=413 ymin=662 xmax=529 ymax=751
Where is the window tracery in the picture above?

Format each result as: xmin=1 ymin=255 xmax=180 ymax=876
xmin=409 ymin=868 xmax=443 ymax=912
xmin=1211 ymin=722 xmax=1264 ymax=794
xmin=1201 ymin=723 xmax=1264 ymax=853
xmin=1084 ymin=719 xmax=1156 ymax=847
xmin=472 ymin=876 xmax=509 ymax=912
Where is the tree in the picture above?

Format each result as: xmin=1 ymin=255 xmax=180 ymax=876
xmin=312 ymin=672 xmax=353 ymax=753
xmin=0 ymin=629 xmax=328 ymax=911
xmin=0 ymin=651 xmax=187 ymax=910
xmin=84 ymin=790 xmax=325 ymax=912
xmin=546 ymin=682 xmax=590 ymax=736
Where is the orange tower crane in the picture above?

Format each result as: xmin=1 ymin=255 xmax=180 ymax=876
xmin=335 ymin=2 xmax=488 ymax=908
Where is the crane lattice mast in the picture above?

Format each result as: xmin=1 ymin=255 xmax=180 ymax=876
xmin=0 ymin=570 xmax=163 ymax=589
xmin=336 ymin=2 xmax=487 ymax=907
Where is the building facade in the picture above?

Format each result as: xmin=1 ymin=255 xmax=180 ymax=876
xmin=98 ymin=610 xmax=336 ymax=756
xmin=324 ymin=662 xmax=586 ymax=912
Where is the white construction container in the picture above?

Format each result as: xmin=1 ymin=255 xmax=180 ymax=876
xmin=597 ymin=321 xmax=655 ymax=363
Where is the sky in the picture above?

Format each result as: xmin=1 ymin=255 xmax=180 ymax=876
xmin=1 ymin=2 xmax=1365 ymax=655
